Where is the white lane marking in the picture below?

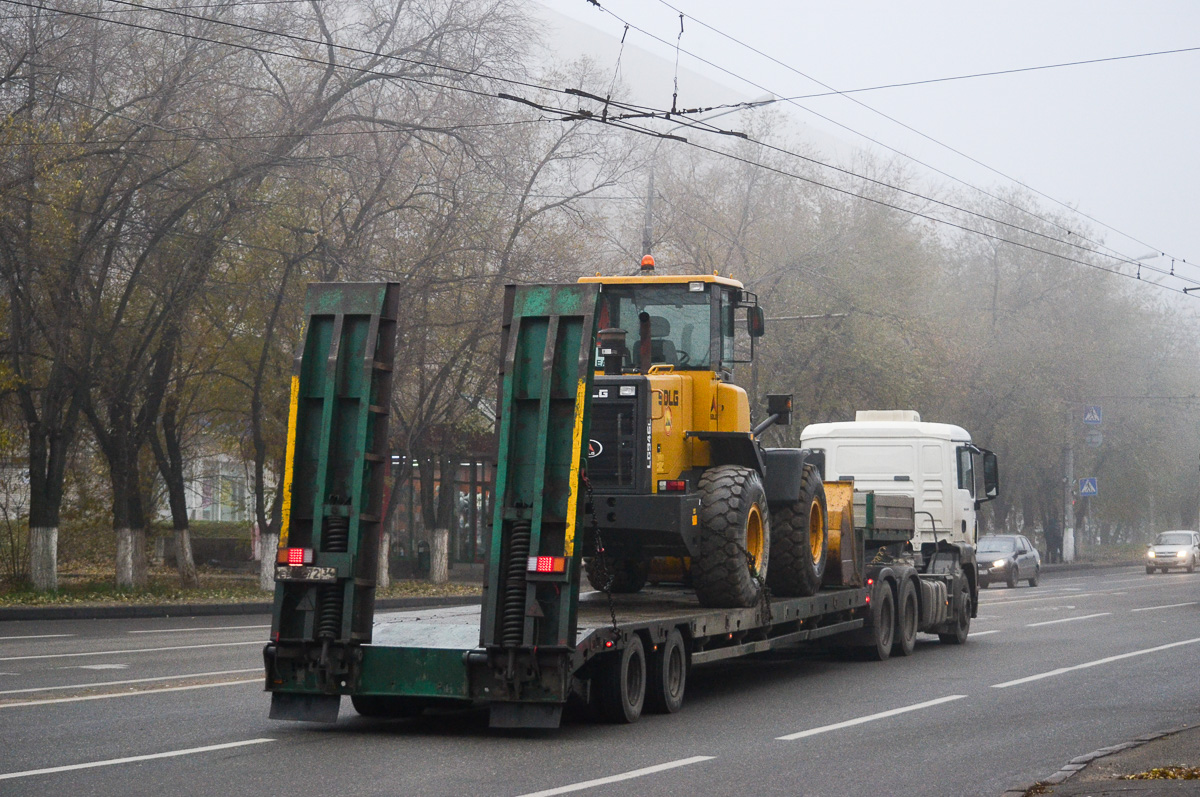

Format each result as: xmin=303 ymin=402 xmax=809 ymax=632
xmin=776 ymin=695 xmax=967 ymax=741
xmin=0 ymin=738 xmax=274 ymax=780
xmin=0 ymin=668 xmax=260 ymax=696
xmin=1061 ymin=587 xmax=1083 ymax=591
xmin=514 ymin=756 xmax=716 ymax=797
xmin=1026 ymin=613 xmax=1111 ymax=627
xmin=128 ymin=625 xmax=270 ymax=635
xmin=971 ymin=630 xmax=1002 ymax=636
xmin=0 ymin=678 xmax=260 ymax=708
xmin=70 ymin=664 xmax=129 ymax=670
xmin=1132 ymin=602 xmax=1199 ymax=612
xmin=0 ymin=640 xmax=262 ymax=662
xmin=992 ymin=637 xmax=1200 ymax=689
xmin=0 ymin=634 xmax=75 ymax=641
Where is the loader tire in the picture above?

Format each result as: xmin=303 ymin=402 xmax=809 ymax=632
xmin=585 ymin=548 xmax=649 ymax=594
xmin=766 ymin=463 xmax=829 ymax=597
xmin=692 ymin=465 xmax=769 ymax=608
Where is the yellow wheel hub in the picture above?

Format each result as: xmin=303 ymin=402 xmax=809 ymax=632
xmin=808 ymin=499 xmax=825 ymax=562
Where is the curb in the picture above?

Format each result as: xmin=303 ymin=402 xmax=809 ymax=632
xmin=0 ymin=594 xmax=483 ymax=622
xmin=1000 ymin=727 xmax=1188 ymax=796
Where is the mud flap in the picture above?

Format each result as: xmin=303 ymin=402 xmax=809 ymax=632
xmin=270 ymin=692 xmax=341 ymax=723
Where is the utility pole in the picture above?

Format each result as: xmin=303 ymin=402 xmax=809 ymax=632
xmin=1063 ymin=444 xmax=1075 ymax=562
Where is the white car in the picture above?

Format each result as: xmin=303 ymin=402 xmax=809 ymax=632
xmin=1145 ymin=530 xmax=1200 ymax=574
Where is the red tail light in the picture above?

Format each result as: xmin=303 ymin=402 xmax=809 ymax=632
xmin=528 ymin=556 xmax=566 ymax=574
xmin=657 ymin=480 xmax=687 ymax=492
xmin=277 ymin=547 xmax=313 ymax=566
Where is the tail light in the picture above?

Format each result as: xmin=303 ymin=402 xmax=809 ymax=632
xmin=528 ymin=556 xmax=567 ymax=574
xmin=657 ymin=480 xmax=687 ymax=492
xmin=277 ymin=547 xmax=313 ymax=566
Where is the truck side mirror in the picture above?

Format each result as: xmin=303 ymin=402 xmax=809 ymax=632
xmin=747 ymin=306 xmax=765 ymax=338
xmin=981 ymin=451 xmax=999 ymax=501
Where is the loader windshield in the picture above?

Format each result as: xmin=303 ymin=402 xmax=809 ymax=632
xmin=596 ymin=283 xmax=714 ymax=370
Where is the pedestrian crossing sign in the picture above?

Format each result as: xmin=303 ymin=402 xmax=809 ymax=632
xmin=1079 ymin=477 xmax=1098 ymax=497
xmin=1083 ymin=405 xmax=1102 ymax=424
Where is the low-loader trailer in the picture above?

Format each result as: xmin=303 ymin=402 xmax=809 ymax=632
xmin=264 ymin=276 xmax=998 ymax=728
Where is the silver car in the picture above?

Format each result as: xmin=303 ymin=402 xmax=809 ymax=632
xmin=978 ymin=534 xmax=1041 ymax=588
xmin=1145 ymin=530 xmax=1200 ymax=574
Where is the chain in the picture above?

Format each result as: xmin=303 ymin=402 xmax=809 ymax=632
xmin=733 ymin=538 xmax=772 ymax=625
xmin=581 ymin=469 xmax=620 ymax=634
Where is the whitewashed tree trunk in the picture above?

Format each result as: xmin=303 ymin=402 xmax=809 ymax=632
xmin=259 ymin=531 xmax=279 ymax=591
xmin=376 ymin=530 xmax=391 ymax=589
xmin=430 ymin=528 xmax=449 ymax=585
xmin=116 ymin=527 xmax=134 ymax=587
xmin=174 ymin=528 xmax=198 ymax=588
xmin=29 ymin=526 xmax=57 ymax=591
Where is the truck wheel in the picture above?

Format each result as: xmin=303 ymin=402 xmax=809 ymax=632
xmin=585 ymin=549 xmax=649 ymax=594
xmin=860 ymin=582 xmax=894 ymax=661
xmin=766 ymin=463 xmax=828 ymax=597
xmin=892 ymin=579 xmax=918 ymax=657
xmin=350 ymin=695 xmax=425 ymax=718
xmin=594 ymin=633 xmax=646 ymax=723
xmin=938 ymin=580 xmax=971 ymax=645
xmin=1006 ymin=565 xmax=1018 ymax=589
xmin=645 ymin=628 xmax=687 ymax=714
xmin=692 ymin=465 xmax=770 ymax=608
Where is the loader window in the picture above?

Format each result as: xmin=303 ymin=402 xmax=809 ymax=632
xmin=596 ymin=284 xmax=713 ymax=370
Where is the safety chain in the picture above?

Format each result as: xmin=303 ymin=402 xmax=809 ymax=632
xmin=734 ymin=539 xmax=772 ymax=625
xmin=581 ymin=470 xmax=620 ymax=634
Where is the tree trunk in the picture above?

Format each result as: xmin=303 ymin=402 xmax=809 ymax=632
xmin=377 ymin=530 xmax=391 ymax=589
xmin=150 ymin=395 xmax=199 ymax=587
xmin=259 ymin=531 xmax=279 ymax=591
xmin=173 ymin=528 xmax=198 ymax=588
xmin=429 ymin=528 xmax=449 ymax=585
xmin=29 ymin=526 xmax=57 ymax=591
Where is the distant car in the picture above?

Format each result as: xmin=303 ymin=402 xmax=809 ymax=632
xmin=977 ymin=534 xmax=1041 ymax=588
xmin=1145 ymin=530 xmax=1200 ymax=574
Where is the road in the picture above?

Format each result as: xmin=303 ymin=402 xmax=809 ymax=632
xmin=1 ymin=566 xmax=1198 ymax=796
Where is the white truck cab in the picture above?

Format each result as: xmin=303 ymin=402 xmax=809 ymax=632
xmin=800 ymin=410 xmax=999 ymax=548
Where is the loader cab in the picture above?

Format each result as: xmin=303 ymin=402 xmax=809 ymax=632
xmin=580 ymin=274 xmax=762 ymax=377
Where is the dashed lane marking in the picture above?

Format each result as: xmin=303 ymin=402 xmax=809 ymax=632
xmin=1131 ymin=601 xmax=1199 ymax=612
xmin=0 ymin=738 xmax=275 ymax=780
xmin=0 ymin=678 xmax=260 ymax=708
xmin=514 ymin=756 xmax=716 ymax=797
xmin=991 ymin=637 xmax=1200 ymax=688
xmin=0 ymin=640 xmax=262 ymax=662
xmin=776 ymin=695 xmax=967 ymax=740
xmin=1026 ymin=613 xmax=1111 ymax=627
xmin=0 ymin=668 xmax=260 ymax=696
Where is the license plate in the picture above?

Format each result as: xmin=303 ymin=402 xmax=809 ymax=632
xmin=275 ymin=565 xmax=337 ymax=583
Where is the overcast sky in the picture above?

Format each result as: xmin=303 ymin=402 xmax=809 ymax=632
xmin=534 ymin=0 xmax=1200 ymax=297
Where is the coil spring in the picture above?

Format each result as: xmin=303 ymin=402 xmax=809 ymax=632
xmin=316 ymin=584 xmax=342 ymax=640
xmin=500 ymin=520 xmax=532 ymax=647
xmin=324 ymin=515 xmax=349 ymax=553
xmin=315 ymin=514 xmax=350 ymax=640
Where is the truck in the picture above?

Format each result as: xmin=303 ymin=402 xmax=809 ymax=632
xmin=263 ymin=267 xmax=999 ymax=728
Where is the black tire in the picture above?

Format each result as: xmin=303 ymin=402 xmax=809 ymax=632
xmin=979 ymin=578 xmax=989 ymax=589
xmin=1006 ymin=564 xmax=1018 ymax=589
xmin=892 ymin=578 xmax=918 ymax=657
xmin=860 ymin=582 xmax=894 ymax=661
xmin=1161 ymin=567 xmax=1169 ymax=574
xmin=938 ymin=579 xmax=972 ymax=645
xmin=1028 ymin=567 xmax=1040 ymax=587
xmin=584 ymin=549 xmax=649 ymax=594
xmin=692 ymin=465 xmax=770 ymax=608
xmin=766 ymin=464 xmax=829 ymax=597
xmin=1147 ymin=566 xmax=1155 ymax=574
xmin=645 ymin=628 xmax=687 ymax=714
xmin=350 ymin=695 xmax=425 ymax=718
xmin=593 ymin=634 xmax=646 ymax=723
xmin=1188 ymin=560 xmax=1195 ymax=574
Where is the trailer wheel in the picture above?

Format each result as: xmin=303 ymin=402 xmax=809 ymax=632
xmin=692 ymin=465 xmax=770 ymax=608
xmin=584 ymin=549 xmax=649 ymax=594
xmin=892 ymin=579 xmax=918 ymax=657
xmin=938 ymin=579 xmax=972 ymax=645
xmin=860 ymin=581 xmax=894 ymax=661
xmin=594 ymin=633 xmax=646 ymax=723
xmin=645 ymin=628 xmax=687 ymax=714
xmin=350 ymin=695 xmax=425 ymax=718
xmin=766 ymin=464 xmax=828 ymax=597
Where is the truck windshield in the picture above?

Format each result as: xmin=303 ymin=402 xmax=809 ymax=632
xmin=596 ymin=284 xmax=712 ymax=369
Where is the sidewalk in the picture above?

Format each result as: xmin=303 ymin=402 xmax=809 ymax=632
xmin=1003 ymin=725 xmax=1200 ymax=796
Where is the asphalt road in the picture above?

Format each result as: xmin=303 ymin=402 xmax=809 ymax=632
xmin=1 ymin=566 xmax=1198 ymax=796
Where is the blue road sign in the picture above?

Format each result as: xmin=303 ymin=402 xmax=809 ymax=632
xmin=1083 ymin=405 xmax=1102 ymax=424
xmin=1079 ymin=477 xmax=1098 ymax=497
